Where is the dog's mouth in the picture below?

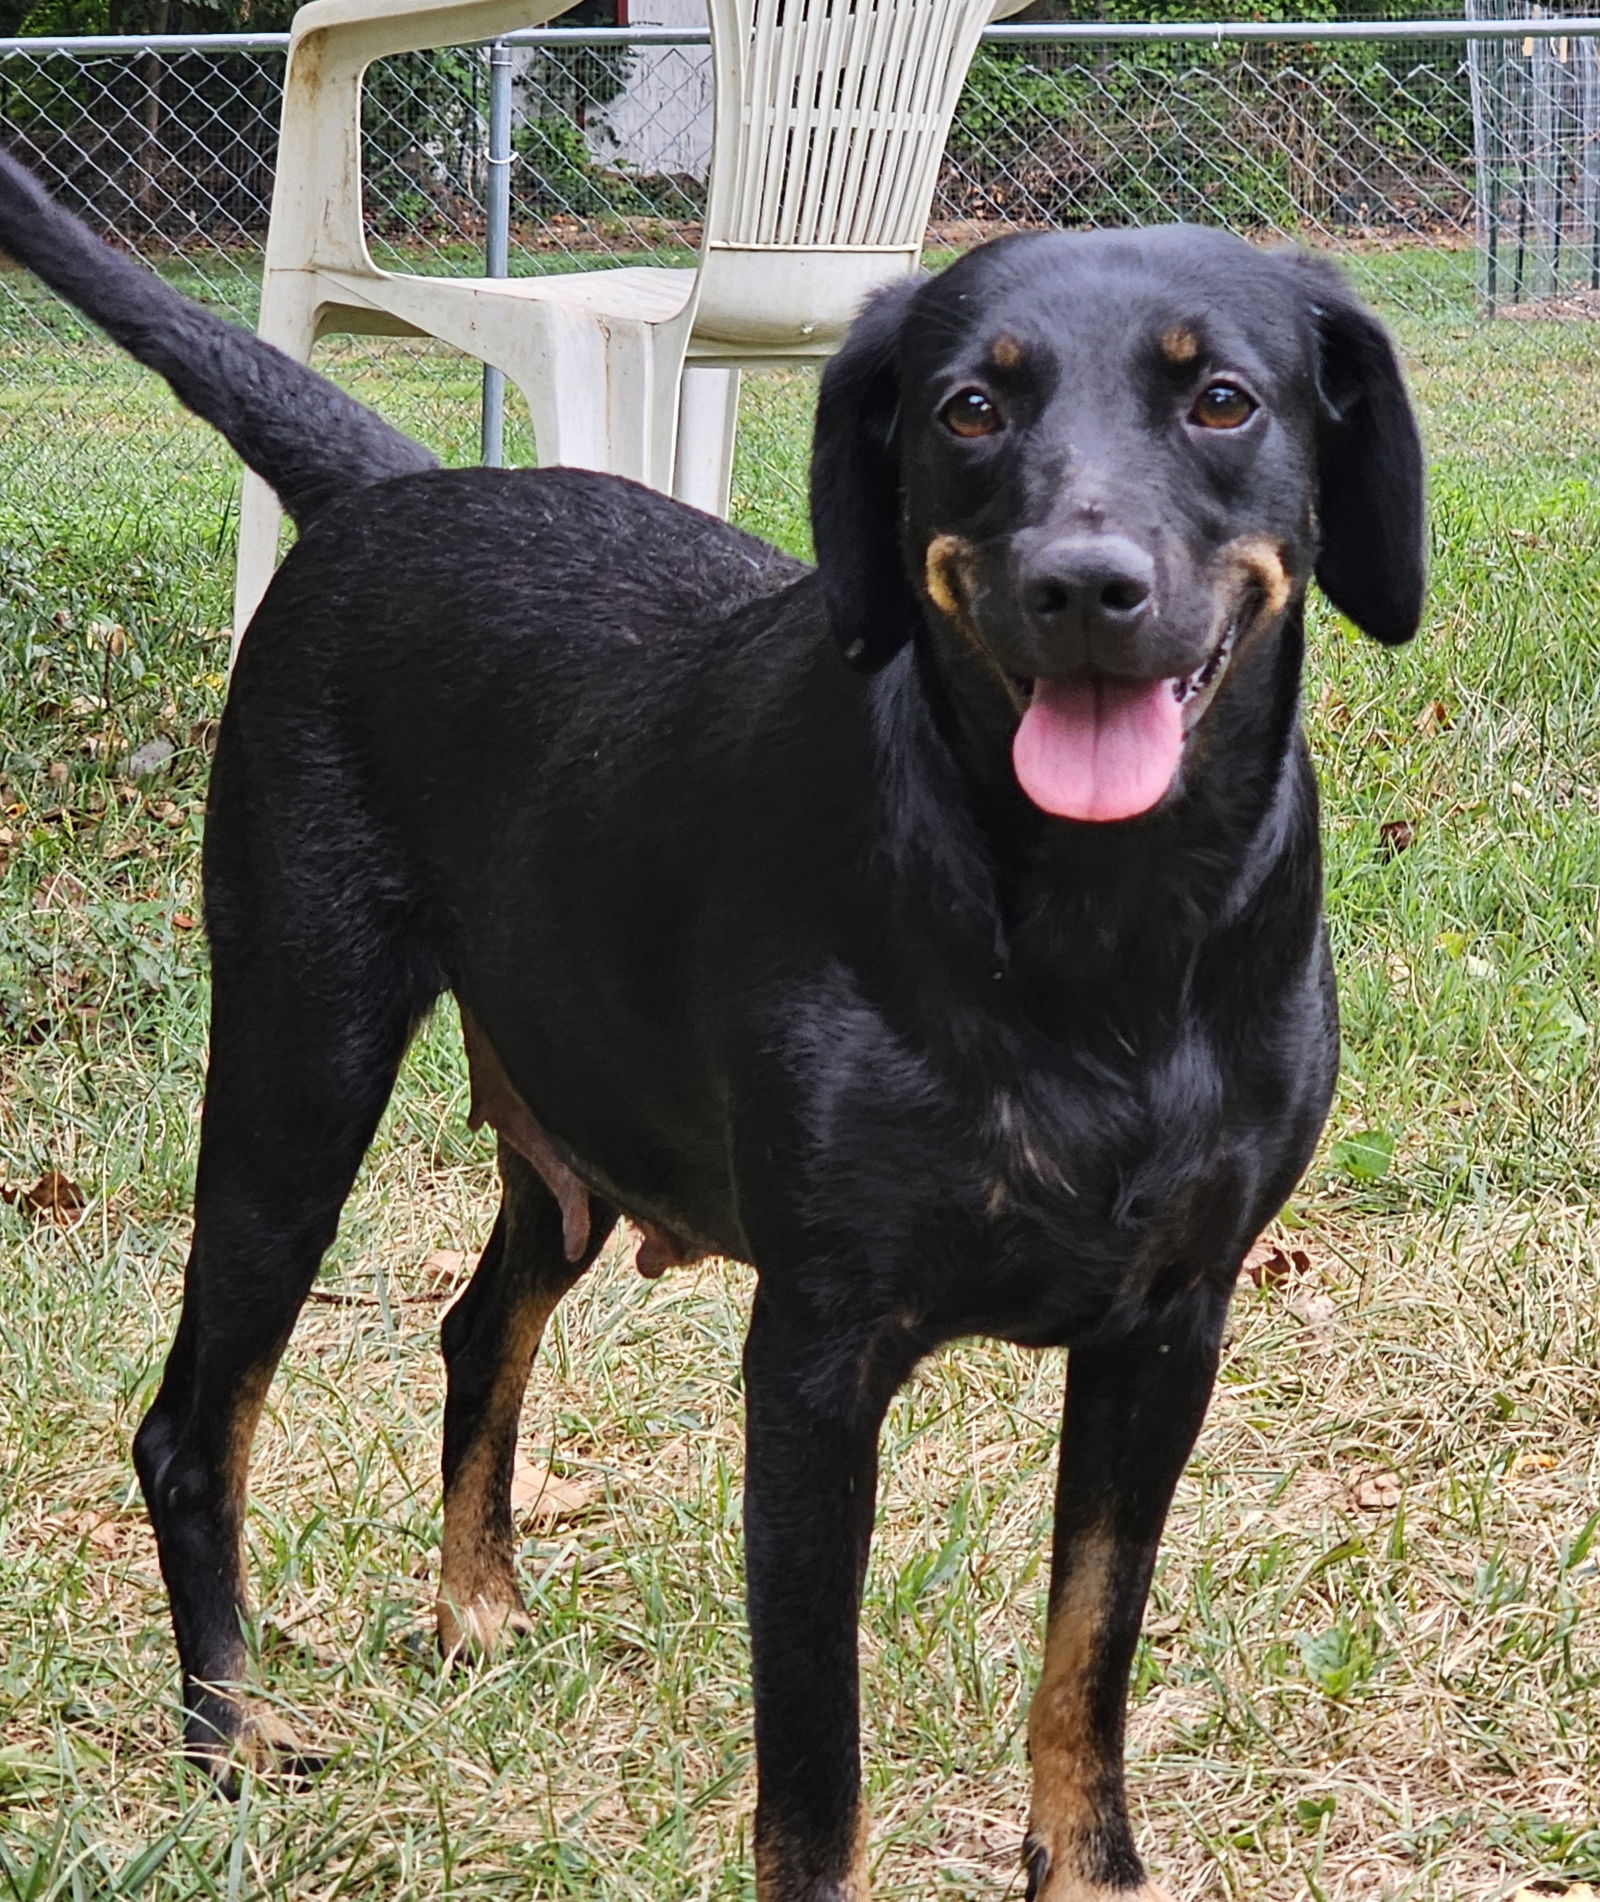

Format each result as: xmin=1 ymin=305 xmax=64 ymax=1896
xmin=1008 ymin=611 xmax=1242 ymax=824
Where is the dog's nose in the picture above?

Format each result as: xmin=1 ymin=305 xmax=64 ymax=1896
xmin=1020 ymin=535 xmax=1155 ymax=641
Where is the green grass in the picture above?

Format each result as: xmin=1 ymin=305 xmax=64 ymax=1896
xmin=2 ymin=251 xmax=1600 ymax=1899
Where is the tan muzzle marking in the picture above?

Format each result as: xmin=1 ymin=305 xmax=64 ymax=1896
xmin=924 ymin=532 xmax=977 ymax=623
xmin=924 ymin=534 xmax=1025 ymax=711
xmin=1223 ymin=534 xmax=1293 ymax=625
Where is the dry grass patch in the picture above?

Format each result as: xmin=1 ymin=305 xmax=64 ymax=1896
xmin=3 ymin=1131 xmax=1599 ymax=1898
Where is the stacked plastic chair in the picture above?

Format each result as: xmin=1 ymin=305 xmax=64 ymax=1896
xmin=237 ymin=0 xmax=1017 ymax=631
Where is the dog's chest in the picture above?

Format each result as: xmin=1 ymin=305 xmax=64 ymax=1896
xmin=893 ymin=1023 xmax=1276 ymax=1345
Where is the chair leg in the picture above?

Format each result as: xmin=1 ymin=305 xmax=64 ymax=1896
xmin=233 ymin=471 xmax=283 ymax=650
xmin=509 ymin=308 xmax=688 ymax=500
xmin=233 ymin=276 xmax=321 ymax=651
xmin=504 ymin=304 xmax=610 ymax=476
xmin=674 ymin=366 xmax=741 ymax=518
xmin=557 ymin=317 xmax=680 ymax=492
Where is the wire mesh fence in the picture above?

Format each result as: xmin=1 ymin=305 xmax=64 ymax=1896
xmin=0 ymin=17 xmax=1594 ymax=575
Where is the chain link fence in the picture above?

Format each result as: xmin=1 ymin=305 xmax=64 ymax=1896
xmin=0 ymin=17 xmax=1594 ymax=568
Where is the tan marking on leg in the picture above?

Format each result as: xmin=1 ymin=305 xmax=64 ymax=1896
xmin=754 ymin=1804 xmax=870 ymax=1902
xmin=1159 ymin=325 xmax=1198 ymax=365
xmin=1024 ymin=1537 xmax=1173 ymax=1902
xmin=1028 ymin=1858 xmax=1173 ymax=1902
xmin=222 ymin=1359 xmax=275 ymax=1506
xmin=200 ymin=1357 xmax=279 ymax=1741
xmin=988 ymin=331 xmax=1025 ymax=372
xmin=436 ymin=1284 xmax=559 ymax=1657
xmin=461 ymin=1009 xmax=590 ymax=1261
xmin=1028 ymin=1533 xmax=1113 ymax=1852
xmin=185 ymin=1691 xmax=321 ymax=1787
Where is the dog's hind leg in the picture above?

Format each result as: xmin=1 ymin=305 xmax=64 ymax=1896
xmin=133 ymin=769 xmax=437 ymax=1777
xmin=437 ymin=1143 xmax=616 ymax=1657
xmin=1021 ymin=1286 xmax=1228 ymax=1902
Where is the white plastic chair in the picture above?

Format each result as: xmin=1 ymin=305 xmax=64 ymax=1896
xmin=238 ymin=0 xmax=1021 ymax=632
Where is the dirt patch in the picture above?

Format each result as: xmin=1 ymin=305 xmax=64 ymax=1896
xmin=1498 ymin=286 xmax=1600 ymax=321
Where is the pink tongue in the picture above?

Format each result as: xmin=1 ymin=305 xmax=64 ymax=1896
xmin=1012 ymin=675 xmax=1183 ymax=822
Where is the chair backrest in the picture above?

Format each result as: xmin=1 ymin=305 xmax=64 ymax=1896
xmin=270 ymin=0 xmax=581 ymax=279
xmin=692 ymin=0 xmax=994 ymax=346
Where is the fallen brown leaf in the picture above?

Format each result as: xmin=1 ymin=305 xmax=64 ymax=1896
xmin=53 ymin=1509 xmax=127 ymax=1555
xmin=32 ymin=871 xmax=86 ymax=911
xmin=21 ymin=1171 xmax=86 ymax=1223
xmin=1351 ymin=1470 xmax=1401 ymax=1511
xmin=1414 ymin=699 xmax=1452 ymax=735
xmin=417 ymin=1248 xmax=470 ymax=1298
xmin=510 ymin=1454 xmax=600 ymax=1524
xmin=1313 ymin=684 xmax=1352 ymax=731
xmin=1242 ymin=1239 xmax=1313 ymax=1288
xmin=1378 ymin=819 xmax=1414 ymax=859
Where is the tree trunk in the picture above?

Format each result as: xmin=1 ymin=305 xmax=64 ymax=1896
xmin=135 ymin=0 xmax=173 ymax=218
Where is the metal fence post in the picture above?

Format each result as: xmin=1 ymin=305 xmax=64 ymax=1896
xmin=481 ymin=36 xmax=513 ymax=468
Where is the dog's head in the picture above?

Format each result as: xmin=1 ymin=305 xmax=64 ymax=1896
xmin=810 ymin=227 xmax=1424 ymax=824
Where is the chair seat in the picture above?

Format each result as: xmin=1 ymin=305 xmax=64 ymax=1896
xmin=323 ymin=260 xmax=851 ymax=358
xmin=362 ymin=263 xmax=700 ymax=324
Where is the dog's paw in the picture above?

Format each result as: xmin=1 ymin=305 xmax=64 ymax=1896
xmin=1023 ymin=1837 xmax=1174 ymax=1902
xmin=186 ymin=1700 xmax=325 ymax=1794
xmin=436 ymin=1588 xmax=537 ymax=1662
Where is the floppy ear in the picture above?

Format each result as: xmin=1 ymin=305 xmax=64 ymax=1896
xmin=1305 ymin=272 xmax=1426 ymax=645
xmin=809 ymin=276 xmax=925 ymax=672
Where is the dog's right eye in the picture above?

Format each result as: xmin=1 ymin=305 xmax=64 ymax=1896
xmin=940 ymin=389 xmax=1003 ymax=439
xmin=1190 ymin=382 xmax=1257 ymax=430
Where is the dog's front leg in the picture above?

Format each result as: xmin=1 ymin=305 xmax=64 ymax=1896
xmin=742 ymin=1286 xmax=911 ymax=1902
xmin=1024 ymin=1288 xmax=1229 ymax=1902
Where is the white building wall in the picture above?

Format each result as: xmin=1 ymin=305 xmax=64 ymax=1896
xmin=596 ymin=0 xmax=713 ymax=183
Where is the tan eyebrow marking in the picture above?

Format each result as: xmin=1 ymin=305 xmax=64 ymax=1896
xmin=987 ymin=332 xmax=1024 ymax=372
xmin=1160 ymin=325 xmax=1200 ymax=365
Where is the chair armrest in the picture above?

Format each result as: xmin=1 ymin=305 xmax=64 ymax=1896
xmin=288 ymin=0 xmax=581 ymax=71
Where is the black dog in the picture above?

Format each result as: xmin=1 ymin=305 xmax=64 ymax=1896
xmin=0 ymin=150 xmax=1422 ymax=1902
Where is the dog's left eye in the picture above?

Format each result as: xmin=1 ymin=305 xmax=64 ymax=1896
xmin=1190 ymin=382 xmax=1257 ymax=430
xmin=940 ymin=389 xmax=1004 ymax=439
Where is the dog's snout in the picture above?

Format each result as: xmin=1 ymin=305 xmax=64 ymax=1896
xmin=1020 ymin=535 xmax=1155 ymax=638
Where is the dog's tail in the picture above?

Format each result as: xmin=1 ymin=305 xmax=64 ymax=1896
xmin=0 ymin=149 xmax=437 ymax=525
